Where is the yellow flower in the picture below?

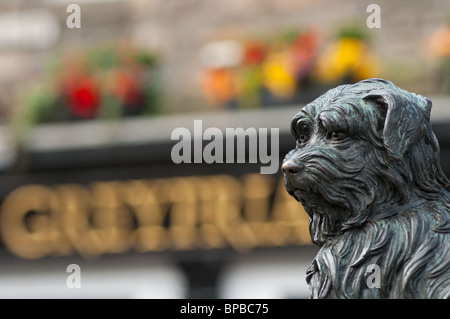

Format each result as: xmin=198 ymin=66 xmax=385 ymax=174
xmin=315 ymin=38 xmax=380 ymax=83
xmin=354 ymin=53 xmax=381 ymax=81
xmin=262 ymin=53 xmax=297 ymax=98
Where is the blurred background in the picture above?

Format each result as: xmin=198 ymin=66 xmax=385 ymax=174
xmin=0 ymin=0 xmax=449 ymax=299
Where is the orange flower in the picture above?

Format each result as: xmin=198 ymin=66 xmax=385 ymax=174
xmin=202 ymin=68 xmax=237 ymax=106
xmin=429 ymin=25 xmax=450 ymax=58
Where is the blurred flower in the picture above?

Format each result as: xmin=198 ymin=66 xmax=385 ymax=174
xmin=201 ymin=68 xmax=237 ymax=107
xmin=112 ymin=70 xmax=145 ymax=108
xmin=236 ymin=66 xmax=263 ymax=108
xmin=66 ymin=76 xmax=101 ymax=119
xmin=428 ymin=24 xmax=450 ymax=94
xmin=429 ymin=25 xmax=450 ymax=58
xmin=234 ymin=42 xmax=266 ymax=108
xmin=199 ymin=40 xmax=243 ymax=69
xmin=286 ymin=30 xmax=319 ymax=79
xmin=242 ymin=42 xmax=266 ymax=65
xmin=315 ymin=37 xmax=381 ymax=83
xmin=200 ymin=30 xmax=324 ymax=107
xmin=19 ymin=43 xmax=160 ymax=125
xmin=261 ymin=52 xmax=297 ymax=99
xmin=260 ymin=29 xmax=320 ymax=99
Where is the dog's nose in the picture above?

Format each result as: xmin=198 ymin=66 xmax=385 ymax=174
xmin=282 ymin=160 xmax=305 ymax=175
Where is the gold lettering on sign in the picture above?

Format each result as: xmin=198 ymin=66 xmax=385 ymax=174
xmin=0 ymin=185 xmax=54 ymax=259
xmin=0 ymin=174 xmax=312 ymax=259
xmin=243 ymin=174 xmax=273 ymax=247
xmin=125 ymin=179 xmax=169 ymax=252
xmin=169 ymin=177 xmax=199 ymax=250
xmin=64 ymin=183 xmax=97 ymax=257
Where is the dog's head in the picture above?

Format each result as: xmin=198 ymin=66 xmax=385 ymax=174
xmin=283 ymin=78 xmax=449 ymax=246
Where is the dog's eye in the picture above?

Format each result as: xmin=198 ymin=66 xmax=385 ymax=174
xmin=299 ymin=134 xmax=309 ymax=143
xmin=329 ymin=131 xmax=347 ymax=141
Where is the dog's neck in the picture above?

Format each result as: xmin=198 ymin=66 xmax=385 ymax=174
xmin=304 ymin=192 xmax=431 ymax=247
xmin=370 ymin=197 xmax=429 ymax=220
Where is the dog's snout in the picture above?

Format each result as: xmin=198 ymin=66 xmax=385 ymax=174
xmin=282 ymin=160 xmax=305 ymax=175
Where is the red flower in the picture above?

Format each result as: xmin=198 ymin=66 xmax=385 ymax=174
xmin=288 ymin=31 xmax=319 ymax=78
xmin=243 ymin=42 xmax=266 ymax=65
xmin=112 ymin=70 xmax=144 ymax=107
xmin=66 ymin=77 xmax=101 ymax=118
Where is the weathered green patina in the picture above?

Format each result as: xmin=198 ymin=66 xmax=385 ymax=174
xmin=283 ymin=78 xmax=450 ymax=298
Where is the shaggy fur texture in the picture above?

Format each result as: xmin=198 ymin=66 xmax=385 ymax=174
xmin=283 ymin=78 xmax=450 ymax=299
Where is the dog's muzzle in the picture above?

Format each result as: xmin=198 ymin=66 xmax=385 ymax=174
xmin=282 ymin=159 xmax=305 ymax=175
xmin=282 ymin=157 xmax=310 ymax=196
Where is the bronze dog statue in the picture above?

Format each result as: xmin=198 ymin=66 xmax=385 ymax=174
xmin=282 ymin=78 xmax=450 ymax=298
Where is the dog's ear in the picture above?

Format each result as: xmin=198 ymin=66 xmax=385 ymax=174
xmin=363 ymin=89 xmax=431 ymax=161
